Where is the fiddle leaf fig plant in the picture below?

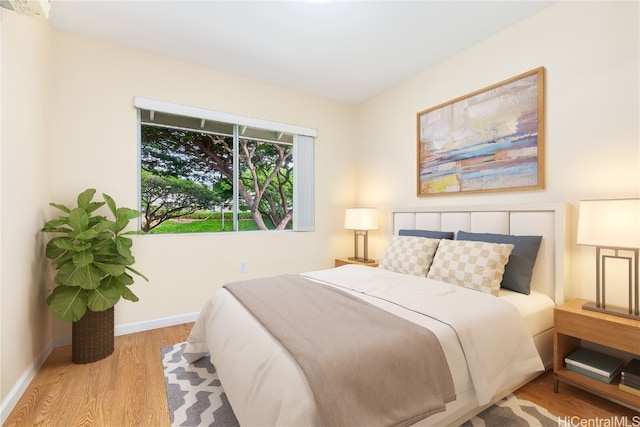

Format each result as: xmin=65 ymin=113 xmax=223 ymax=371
xmin=42 ymin=189 xmax=148 ymax=322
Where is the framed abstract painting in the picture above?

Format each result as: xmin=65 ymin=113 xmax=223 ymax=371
xmin=417 ymin=67 xmax=545 ymax=196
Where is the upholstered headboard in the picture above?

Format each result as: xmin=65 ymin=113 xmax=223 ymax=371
xmin=391 ymin=203 xmax=568 ymax=304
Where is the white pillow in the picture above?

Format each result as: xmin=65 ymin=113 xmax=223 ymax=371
xmin=427 ymin=239 xmax=514 ymax=296
xmin=379 ymin=235 xmax=441 ymax=276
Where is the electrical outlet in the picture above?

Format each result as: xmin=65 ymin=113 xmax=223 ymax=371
xmin=240 ymin=260 xmax=247 ymax=273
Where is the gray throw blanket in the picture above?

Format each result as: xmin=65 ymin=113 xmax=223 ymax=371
xmin=224 ymin=274 xmax=455 ymax=427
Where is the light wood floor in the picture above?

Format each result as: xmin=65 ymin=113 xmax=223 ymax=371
xmin=3 ymin=323 xmax=638 ymax=426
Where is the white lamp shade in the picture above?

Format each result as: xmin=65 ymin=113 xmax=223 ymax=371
xmin=577 ymin=199 xmax=640 ymax=249
xmin=344 ymin=208 xmax=379 ymax=231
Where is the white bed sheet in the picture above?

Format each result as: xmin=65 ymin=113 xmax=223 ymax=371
xmin=184 ymin=265 xmax=546 ymax=426
xmin=498 ymin=288 xmax=555 ymax=337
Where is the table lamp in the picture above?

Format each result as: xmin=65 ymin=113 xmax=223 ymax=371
xmin=577 ymin=199 xmax=640 ymax=319
xmin=344 ymin=208 xmax=378 ymax=263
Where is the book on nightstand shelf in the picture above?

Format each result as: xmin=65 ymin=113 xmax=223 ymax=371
xmin=566 ymin=364 xmax=620 ymax=383
xmin=620 ymin=358 xmax=640 ymax=393
xmin=621 ymin=358 xmax=640 ymax=382
xmin=619 ymin=383 xmax=640 ymax=397
xmin=622 ymin=376 xmax=640 ymax=389
xmin=564 ymin=348 xmax=623 ymax=383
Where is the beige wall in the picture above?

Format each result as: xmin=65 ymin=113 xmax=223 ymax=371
xmin=1 ymin=10 xmax=358 ymax=410
xmin=0 ymin=11 xmax=53 ymax=406
xmin=355 ymin=1 xmax=639 ymax=303
xmin=48 ymin=30 xmax=358 ymax=331
xmin=1 ymin=0 xmax=638 ymax=416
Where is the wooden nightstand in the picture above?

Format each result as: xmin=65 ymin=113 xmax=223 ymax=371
xmin=553 ymin=298 xmax=640 ymax=411
xmin=335 ymin=258 xmax=379 ymax=268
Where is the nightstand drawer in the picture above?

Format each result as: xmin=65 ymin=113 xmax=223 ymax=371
xmin=554 ymin=302 xmax=640 ymax=354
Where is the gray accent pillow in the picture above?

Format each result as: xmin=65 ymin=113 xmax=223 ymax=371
xmin=399 ymin=229 xmax=454 ymax=240
xmin=456 ymin=231 xmax=542 ymax=295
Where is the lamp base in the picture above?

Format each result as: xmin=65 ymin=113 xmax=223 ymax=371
xmin=582 ymin=301 xmax=640 ymax=320
xmin=348 ymin=256 xmax=376 ymax=264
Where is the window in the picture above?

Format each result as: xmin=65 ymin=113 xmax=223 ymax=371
xmin=135 ymin=97 xmax=315 ymax=234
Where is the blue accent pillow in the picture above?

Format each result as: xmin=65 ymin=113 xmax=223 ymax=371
xmin=456 ymin=231 xmax=542 ymax=295
xmin=399 ymin=229 xmax=454 ymax=240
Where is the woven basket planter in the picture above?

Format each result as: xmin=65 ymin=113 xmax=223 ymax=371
xmin=72 ymin=307 xmax=114 ymax=364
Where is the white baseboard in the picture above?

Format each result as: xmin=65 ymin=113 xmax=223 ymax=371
xmin=0 ymin=341 xmax=53 ymax=425
xmin=0 ymin=312 xmax=200 ymax=424
xmin=115 ymin=312 xmax=200 ymax=336
xmin=51 ymin=312 xmax=201 ymax=347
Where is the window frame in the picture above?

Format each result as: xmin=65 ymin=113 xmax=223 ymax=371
xmin=135 ymin=97 xmax=316 ymax=233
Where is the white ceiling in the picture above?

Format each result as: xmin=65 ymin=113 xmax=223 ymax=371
xmin=48 ymin=1 xmax=554 ymax=104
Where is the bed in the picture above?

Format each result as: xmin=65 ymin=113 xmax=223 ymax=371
xmin=184 ymin=203 xmax=568 ymax=426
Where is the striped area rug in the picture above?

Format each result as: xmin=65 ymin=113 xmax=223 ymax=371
xmin=460 ymin=393 xmax=558 ymax=426
xmin=162 ymin=342 xmax=239 ymax=427
xmin=162 ymin=341 xmax=557 ymax=427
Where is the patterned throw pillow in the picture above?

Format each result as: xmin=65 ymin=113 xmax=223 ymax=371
xmin=456 ymin=231 xmax=542 ymax=295
xmin=379 ymin=235 xmax=441 ymax=276
xmin=427 ymin=239 xmax=514 ymax=296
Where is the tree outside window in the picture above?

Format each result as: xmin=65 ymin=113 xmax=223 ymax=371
xmin=139 ymin=110 xmax=295 ymax=233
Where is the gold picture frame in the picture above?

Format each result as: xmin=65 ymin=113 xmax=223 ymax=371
xmin=417 ymin=67 xmax=545 ymax=196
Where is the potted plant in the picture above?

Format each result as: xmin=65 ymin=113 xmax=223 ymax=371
xmin=42 ymin=188 xmax=148 ymax=363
